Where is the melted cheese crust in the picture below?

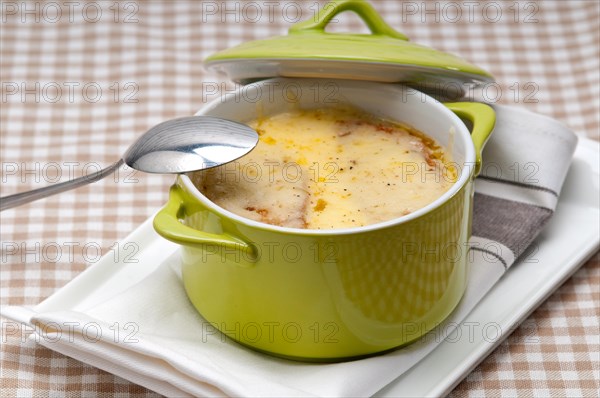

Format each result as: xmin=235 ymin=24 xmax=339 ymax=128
xmin=194 ymin=107 xmax=456 ymax=229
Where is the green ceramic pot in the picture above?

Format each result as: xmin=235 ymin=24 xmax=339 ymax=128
xmin=153 ymin=78 xmax=495 ymax=361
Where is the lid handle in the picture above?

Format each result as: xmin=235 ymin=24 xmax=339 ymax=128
xmin=289 ymin=0 xmax=409 ymax=40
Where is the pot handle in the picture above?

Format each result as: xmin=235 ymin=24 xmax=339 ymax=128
xmin=153 ymin=184 xmax=255 ymax=259
xmin=444 ymin=102 xmax=495 ymax=177
xmin=289 ymin=0 xmax=409 ymax=40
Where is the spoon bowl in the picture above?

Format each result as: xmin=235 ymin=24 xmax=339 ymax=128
xmin=124 ymin=116 xmax=259 ymax=174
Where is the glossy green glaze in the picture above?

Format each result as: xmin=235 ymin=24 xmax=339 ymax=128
xmin=205 ymin=0 xmax=493 ymax=82
xmin=157 ymin=176 xmax=472 ymax=360
xmin=153 ymin=87 xmax=495 ymax=360
xmin=445 ymin=102 xmax=496 ymax=176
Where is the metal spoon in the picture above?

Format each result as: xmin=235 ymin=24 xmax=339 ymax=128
xmin=0 ymin=116 xmax=259 ymax=211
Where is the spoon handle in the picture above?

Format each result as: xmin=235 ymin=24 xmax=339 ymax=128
xmin=0 ymin=159 xmax=124 ymax=211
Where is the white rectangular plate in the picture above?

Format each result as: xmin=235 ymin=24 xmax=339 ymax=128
xmin=26 ymin=138 xmax=600 ymax=397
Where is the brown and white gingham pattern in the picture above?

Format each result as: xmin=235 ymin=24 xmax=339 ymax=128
xmin=1 ymin=1 xmax=598 ymax=397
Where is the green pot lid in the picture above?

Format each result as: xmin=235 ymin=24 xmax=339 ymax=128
xmin=205 ymin=0 xmax=494 ymax=93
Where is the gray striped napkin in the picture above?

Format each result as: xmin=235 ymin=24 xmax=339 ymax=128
xmin=472 ymin=104 xmax=577 ymax=267
xmin=2 ymin=104 xmax=578 ymax=397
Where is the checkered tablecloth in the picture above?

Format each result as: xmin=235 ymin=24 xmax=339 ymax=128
xmin=1 ymin=1 xmax=598 ymax=397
